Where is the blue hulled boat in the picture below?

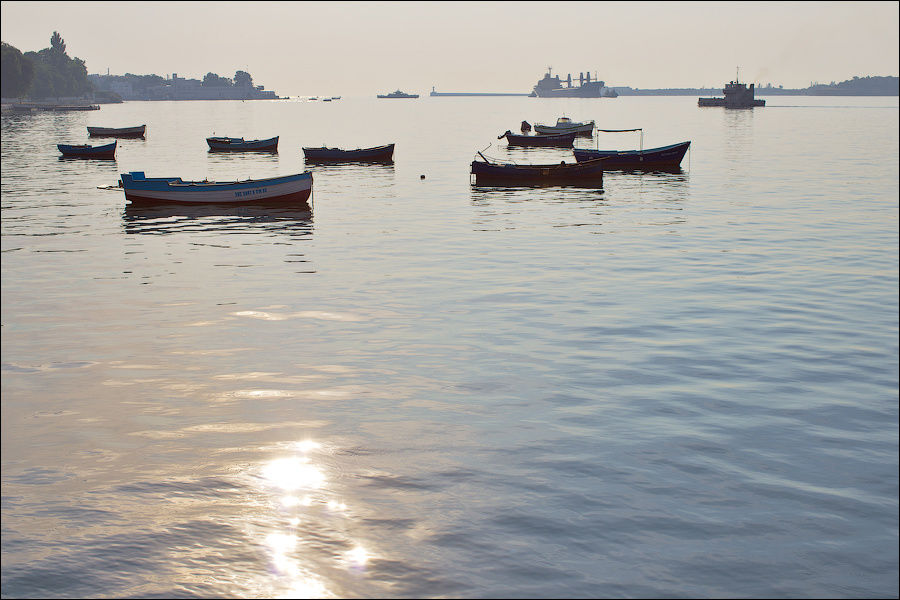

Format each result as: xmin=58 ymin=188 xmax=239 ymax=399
xmin=58 ymin=141 xmax=117 ymax=159
xmin=206 ymin=136 xmax=279 ymax=152
xmin=118 ymin=171 xmax=313 ymax=205
xmin=573 ymin=141 xmax=691 ymax=169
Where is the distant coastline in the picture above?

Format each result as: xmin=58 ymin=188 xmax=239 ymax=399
xmin=87 ymin=72 xmax=282 ymax=102
xmin=424 ymin=76 xmax=898 ymax=99
xmin=612 ymin=76 xmax=898 ymax=97
xmin=430 ymin=88 xmax=530 ymax=97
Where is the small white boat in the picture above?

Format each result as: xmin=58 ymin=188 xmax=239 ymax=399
xmin=533 ymin=117 xmax=595 ymax=136
xmin=119 ymin=171 xmax=313 ymax=205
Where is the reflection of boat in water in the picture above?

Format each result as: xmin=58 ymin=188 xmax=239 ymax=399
xmin=122 ymin=202 xmax=314 ymax=236
xmin=469 ymin=184 xmax=606 ymax=206
xmin=303 ymin=161 xmax=396 ymax=176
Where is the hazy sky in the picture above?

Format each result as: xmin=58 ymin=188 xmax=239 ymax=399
xmin=2 ymin=1 xmax=898 ymax=96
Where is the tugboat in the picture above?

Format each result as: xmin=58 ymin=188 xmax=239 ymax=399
xmin=530 ymin=67 xmax=615 ymax=98
xmin=698 ymin=68 xmax=765 ymax=108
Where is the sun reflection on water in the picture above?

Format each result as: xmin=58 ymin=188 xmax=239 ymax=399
xmin=262 ymin=457 xmax=325 ymax=492
xmin=249 ymin=439 xmax=376 ymax=598
xmin=344 ymin=545 xmax=370 ymax=568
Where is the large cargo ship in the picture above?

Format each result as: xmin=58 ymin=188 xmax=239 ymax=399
xmin=530 ymin=67 xmax=617 ymax=98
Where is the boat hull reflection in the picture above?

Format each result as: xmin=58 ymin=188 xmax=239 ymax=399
xmin=123 ymin=202 xmax=314 ymax=236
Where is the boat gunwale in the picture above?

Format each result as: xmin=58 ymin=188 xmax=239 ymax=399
xmin=121 ymin=171 xmax=312 ymax=192
xmin=87 ymin=125 xmax=146 ymax=137
xmin=302 ymin=143 xmax=394 ymax=153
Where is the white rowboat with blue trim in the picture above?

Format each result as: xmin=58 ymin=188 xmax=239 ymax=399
xmin=119 ymin=171 xmax=313 ymax=205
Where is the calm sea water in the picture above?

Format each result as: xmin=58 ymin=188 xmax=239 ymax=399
xmin=2 ymin=95 xmax=898 ymax=599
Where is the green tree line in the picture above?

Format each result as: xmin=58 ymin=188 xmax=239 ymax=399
xmin=201 ymin=70 xmax=253 ymax=87
xmin=2 ymin=32 xmax=91 ymax=99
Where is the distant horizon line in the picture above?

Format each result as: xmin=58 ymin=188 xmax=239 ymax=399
xmin=89 ymin=72 xmax=899 ymax=94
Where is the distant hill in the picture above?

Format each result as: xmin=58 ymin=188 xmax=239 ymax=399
xmin=806 ymin=76 xmax=898 ymax=96
xmin=612 ymin=76 xmax=898 ymax=97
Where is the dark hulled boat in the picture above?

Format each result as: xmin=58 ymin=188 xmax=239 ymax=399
xmin=58 ymin=141 xmax=117 ymax=159
xmin=499 ymin=130 xmax=576 ymax=148
xmin=471 ymin=152 xmax=605 ymax=186
xmin=302 ymin=144 xmax=395 ymax=162
xmin=573 ymin=141 xmax=691 ymax=169
xmin=207 ymin=136 xmax=279 ymax=152
xmin=87 ymin=125 xmax=146 ymax=138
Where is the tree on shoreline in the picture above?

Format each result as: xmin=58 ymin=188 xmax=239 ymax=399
xmin=1 ymin=41 xmax=35 ymax=98
xmin=234 ymin=70 xmax=253 ymax=88
xmin=24 ymin=31 xmax=94 ymax=98
xmin=202 ymin=72 xmax=233 ymax=87
xmin=3 ymin=32 xmax=92 ymax=99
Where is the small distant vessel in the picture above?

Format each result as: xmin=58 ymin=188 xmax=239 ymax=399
xmin=87 ymin=124 xmax=146 ymax=138
xmin=534 ymin=117 xmax=595 ymax=136
xmin=470 ymin=152 xmax=605 ymax=186
xmin=698 ymin=69 xmax=765 ymax=108
xmin=206 ymin=136 xmax=279 ymax=152
xmin=574 ymin=141 xmax=691 ymax=169
xmin=499 ymin=130 xmax=576 ymax=148
xmin=377 ymin=90 xmax=419 ymax=99
xmin=303 ymin=144 xmax=395 ymax=162
xmin=118 ymin=171 xmax=313 ymax=205
xmin=58 ymin=140 xmax=117 ymax=159
xmin=530 ymin=67 xmax=615 ymax=98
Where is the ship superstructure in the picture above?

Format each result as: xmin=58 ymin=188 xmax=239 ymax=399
xmin=698 ymin=69 xmax=765 ymax=108
xmin=530 ymin=67 xmax=616 ymax=98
